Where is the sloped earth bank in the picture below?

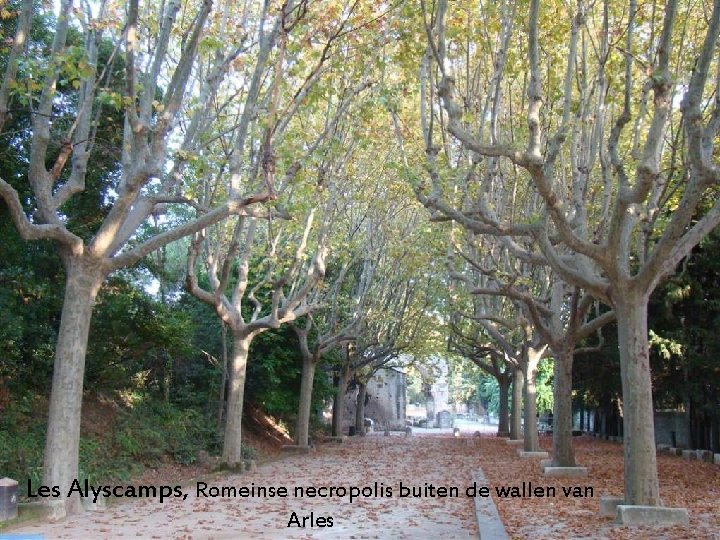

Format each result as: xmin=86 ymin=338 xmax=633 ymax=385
xmin=7 ymin=434 xmax=720 ymax=539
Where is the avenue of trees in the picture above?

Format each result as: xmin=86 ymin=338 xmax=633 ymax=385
xmin=1 ymin=0 xmax=719 ymax=519
xmin=405 ymin=0 xmax=720 ymax=508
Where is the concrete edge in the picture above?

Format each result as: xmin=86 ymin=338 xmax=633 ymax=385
xmin=473 ymin=469 xmax=509 ymax=540
xmin=517 ymin=450 xmax=549 ymax=458
xmin=615 ymin=505 xmax=689 ymax=525
xmin=543 ymin=466 xmax=588 ymax=477
xmin=599 ymin=496 xmax=623 ymax=517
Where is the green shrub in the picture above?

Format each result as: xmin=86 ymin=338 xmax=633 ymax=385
xmin=0 ymin=394 xmax=221 ymax=497
xmin=241 ymin=443 xmax=257 ymax=460
xmin=114 ymin=400 xmax=219 ymax=466
xmin=0 ymin=398 xmax=46 ymax=497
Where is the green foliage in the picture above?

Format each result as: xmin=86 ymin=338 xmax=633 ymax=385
xmin=0 ymin=396 xmax=45 ymax=496
xmin=0 ymin=394 xmax=220 ymax=498
xmin=241 ymin=443 xmax=257 ymax=461
xmin=0 ymin=231 xmax=62 ymax=392
xmin=477 ymin=376 xmax=501 ymax=415
xmin=405 ymin=371 xmax=425 ymax=405
xmin=181 ymin=291 xmax=301 ymax=424
xmin=85 ymin=276 xmax=194 ymax=394
xmin=535 ymin=359 xmax=554 ymax=414
xmin=450 ymin=357 xmax=553 ymax=416
xmin=78 ymin=436 xmax=137 ymax=488
xmin=648 ymin=230 xmax=720 ymax=419
xmin=574 ymin=320 xmax=621 ymax=410
xmin=246 ymin=327 xmax=334 ymax=428
xmin=115 ymin=401 xmax=219 ymax=466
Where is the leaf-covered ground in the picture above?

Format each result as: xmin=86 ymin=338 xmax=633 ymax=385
xmin=480 ymin=434 xmax=720 ymax=539
xmin=6 ymin=432 xmax=719 ymax=539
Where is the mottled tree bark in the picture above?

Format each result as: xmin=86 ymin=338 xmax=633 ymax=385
xmin=522 ymin=346 xmax=543 ymax=452
xmin=497 ymin=376 xmax=511 ymax=435
xmin=331 ymin=366 xmax=350 ymax=436
xmin=295 ymin=354 xmax=317 ymax=446
xmin=222 ymin=334 xmax=252 ymax=465
xmin=552 ymin=347 xmax=575 ymax=466
xmin=510 ymin=367 xmax=524 ymax=440
xmin=354 ymin=381 xmax=367 ymax=436
xmin=217 ymin=322 xmax=228 ymax=431
xmin=42 ymin=257 xmax=104 ymax=516
xmin=616 ymin=292 xmax=660 ymax=506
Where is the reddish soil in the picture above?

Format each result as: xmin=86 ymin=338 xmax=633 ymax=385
xmin=242 ymin=403 xmax=294 ymax=459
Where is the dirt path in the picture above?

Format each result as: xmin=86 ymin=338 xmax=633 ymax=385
xmin=7 ymin=434 xmax=481 ymax=539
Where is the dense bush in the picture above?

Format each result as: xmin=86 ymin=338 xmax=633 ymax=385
xmin=0 ymin=396 xmax=45 ymax=496
xmin=115 ymin=401 xmax=219 ymax=466
xmin=0 ymin=395 xmax=219 ymax=498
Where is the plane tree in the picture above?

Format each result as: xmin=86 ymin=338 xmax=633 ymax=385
xmin=0 ymin=0 xmax=301 ymax=515
xmin=290 ymin=179 xmax=378 ymax=447
xmin=186 ymin=203 xmax=329 ymax=464
xmin=447 ymin=311 xmax=514 ymax=436
xmin=0 ymin=0 xmax=387 ymax=514
xmin=327 ymin=207 xmax=445 ymax=436
xmin=453 ymin=236 xmax=614 ymax=465
xmin=466 ymin=289 xmax=548 ymax=452
xmin=348 ymin=271 xmax=437 ymax=436
xmin=329 ymin=247 xmax=421 ymax=436
xmin=444 ymin=227 xmax=549 ymax=450
xmin=415 ymin=0 xmax=720 ymax=506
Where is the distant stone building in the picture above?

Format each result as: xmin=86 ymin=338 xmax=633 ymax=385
xmin=421 ymin=357 xmax=450 ymax=420
xmin=341 ymin=368 xmax=407 ymax=432
xmin=365 ymin=368 xmax=407 ymax=430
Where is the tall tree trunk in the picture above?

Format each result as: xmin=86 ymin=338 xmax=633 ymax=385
xmin=295 ymin=355 xmax=317 ymax=446
xmin=42 ymin=257 xmax=103 ymax=517
xmin=523 ymin=348 xmax=542 ymax=452
xmin=552 ymin=347 xmax=576 ymax=466
xmin=331 ymin=365 xmax=350 ymax=436
xmin=510 ymin=367 xmax=524 ymax=440
xmin=615 ymin=292 xmax=661 ymax=506
xmin=355 ymin=381 xmax=367 ymax=436
xmin=217 ymin=322 xmax=228 ymax=431
xmin=222 ymin=332 xmax=253 ymax=465
xmin=497 ymin=376 xmax=510 ymax=435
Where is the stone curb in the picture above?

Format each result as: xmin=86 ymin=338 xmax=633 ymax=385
xmin=599 ymin=497 xmax=690 ymax=525
xmin=656 ymin=444 xmax=720 ymax=465
xmin=543 ymin=466 xmax=588 ymax=477
xmin=517 ymin=450 xmax=549 ymax=458
xmin=599 ymin=496 xmax=623 ymax=517
xmin=615 ymin=505 xmax=689 ymax=525
xmin=473 ymin=469 xmax=509 ymax=540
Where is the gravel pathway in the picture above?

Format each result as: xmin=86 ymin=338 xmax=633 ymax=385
xmin=6 ymin=433 xmax=485 ymax=539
